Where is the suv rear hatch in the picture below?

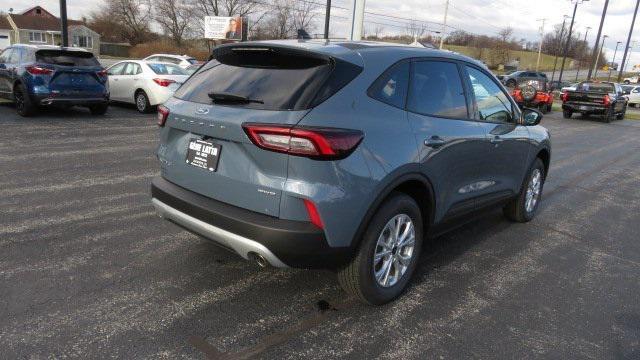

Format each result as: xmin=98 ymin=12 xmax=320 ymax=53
xmin=34 ymin=50 xmax=106 ymax=98
xmin=158 ymin=44 xmax=362 ymax=217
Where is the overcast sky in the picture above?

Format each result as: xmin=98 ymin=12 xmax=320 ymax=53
xmin=5 ymin=0 xmax=640 ymax=69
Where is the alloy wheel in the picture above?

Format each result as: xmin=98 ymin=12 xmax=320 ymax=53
xmin=373 ymin=214 xmax=416 ymax=288
xmin=136 ymin=94 xmax=147 ymax=112
xmin=525 ymin=169 xmax=542 ymax=213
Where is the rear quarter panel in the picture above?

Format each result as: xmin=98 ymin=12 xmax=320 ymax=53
xmin=288 ymin=51 xmax=420 ymax=248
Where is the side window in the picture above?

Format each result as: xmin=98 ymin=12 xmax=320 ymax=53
xmin=0 ymin=49 xmax=12 ymax=63
xmin=407 ymin=60 xmax=468 ymax=118
xmin=368 ymin=61 xmax=409 ymax=109
xmin=107 ymin=63 xmax=126 ymax=75
xmin=9 ymin=49 xmax=22 ymax=64
xmin=633 ymin=88 xmax=640 ymax=93
xmin=162 ymin=56 xmax=179 ymax=64
xmin=465 ymin=66 xmax=514 ymax=123
xmin=123 ymin=62 xmax=139 ymax=76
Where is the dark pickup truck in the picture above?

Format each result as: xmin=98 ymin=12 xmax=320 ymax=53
xmin=561 ymin=81 xmax=628 ymax=122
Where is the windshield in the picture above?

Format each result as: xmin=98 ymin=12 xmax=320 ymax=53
xmin=187 ymin=58 xmax=199 ymax=64
xmin=147 ymin=63 xmax=187 ymax=75
xmin=576 ymin=82 xmax=614 ymax=93
xmin=35 ymin=50 xmax=99 ymax=66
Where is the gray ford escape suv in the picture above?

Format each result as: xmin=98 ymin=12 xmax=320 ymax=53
xmin=151 ymin=40 xmax=551 ymax=305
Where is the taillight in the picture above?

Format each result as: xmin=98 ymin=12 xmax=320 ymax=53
xmin=603 ymin=95 xmax=611 ymax=107
xmin=25 ymin=65 xmax=53 ymax=75
xmin=97 ymin=69 xmax=107 ymax=77
xmin=561 ymin=92 xmax=569 ymax=102
xmin=242 ymin=123 xmax=364 ymax=160
xmin=153 ymin=78 xmax=175 ymax=87
xmin=512 ymin=89 xmax=523 ymax=102
xmin=303 ymin=199 xmax=324 ymax=229
xmin=157 ymin=105 xmax=169 ymax=126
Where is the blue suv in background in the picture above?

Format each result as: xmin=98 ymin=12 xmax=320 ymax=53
xmin=0 ymin=45 xmax=109 ymax=116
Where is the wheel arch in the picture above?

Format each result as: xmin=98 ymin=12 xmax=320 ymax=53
xmin=351 ymin=172 xmax=436 ymax=250
xmin=536 ymin=148 xmax=551 ymax=177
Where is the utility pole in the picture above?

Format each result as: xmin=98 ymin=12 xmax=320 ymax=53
xmin=59 ymin=0 xmax=68 ymax=46
xmin=536 ymin=18 xmax=547 ymax=71
xmin=576 ymin=26 xmax=591 ymax=81
xmin=594 ymin=35 xmax=608 ymax=78
xmin=608 ymin=41 xmax=621 ymax=81
xmin=551 ymin=15 xmax=570 ymax=82
xmin=622 ymin=41 xmax=637 ymax=74
xmin=324 ymin=0 xmax=331 ymax=39
xmin=558 ymin=0 xmax=586 ymax=85
xmin=618 ymin=0 xmax=639 ymax=82
xmin=350 ymin=0 xmax=366 ymax=40
xmin=587 ymin=0 xmax=609 ymax=80
xmin=439 ymin=0 xmax=450 ymax=50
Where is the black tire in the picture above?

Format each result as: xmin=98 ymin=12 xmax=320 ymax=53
xmin=13 ymin=83 xmax=37 ymax=117
xmin=604 ymin=107 xmax=614 ymax=123
xmin=135 ymin=91 xmax=152 ymax=113
xmin=617 ymin=105 xmax=626 ymax=120
xmin=624 ymin=80 xmax=631 ymax=85
xmin=338 ymin=192 xmax=423 ymax=305
xmin=539 ymin=103 xmax=548 ymax=114
xmin=546 ymin=103 xmax=553 ymax=113
xmin=504 ymin=158 xmax=546 ymax=223
xmin=506 ymin=79 xmax=516 ymax=88
xmin=89 ymin=103 xmax=109 ymax=115
xmin=562 ymin=110 xmax=572 ymax=119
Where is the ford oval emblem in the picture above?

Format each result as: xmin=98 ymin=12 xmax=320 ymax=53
xmin=196 ymin=108 xmax=209 ymax=115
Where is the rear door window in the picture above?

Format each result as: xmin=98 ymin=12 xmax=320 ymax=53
xmin=108 ymin=63 xmax=126 ymax=75
xmin=174 ymin=46 xmax=361 ymax=111
xmin=368 ymin=61 xmax=410 ymax=109
xmin=35 ymin=50 xmax=99 ymax=66
xmin=123 ymin=62 xmax=142 ymax=75
xmin=0 ymin=49 xmax=12 ymax=63
xmin=407 ymin=60 xmax=468 ymax=118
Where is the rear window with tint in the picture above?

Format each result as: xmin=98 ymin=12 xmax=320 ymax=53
xmin=174 ymin=46 xmax=362 ymax=111
xmin=577 ymin=82 xmax=614 ymax=93
xmin=148 ymin=63 xmax=187 ymax=75
xmin=35 ymin=50 xmax=99 ymax=66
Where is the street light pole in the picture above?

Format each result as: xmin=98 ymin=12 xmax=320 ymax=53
xmin=576 ymin=26 xmax=591 ymax=81
xmin=622 ymin=41 xmax=637 ymax=74
xmin=608 ymin=41 xmax=621 ymax=82
xmin=587 ymin=0 xmax=609 ymax=80
xmin=558 ymin=0 xmax=586 ymax=84
xmin=324 ymin=0 xmax=331 ymax=39
xmin=551 ymin=15 xmax=570 ymax=82
xmin=536 ymin=18 xmax=547 ymax=71
xmin=59 ymin=0 xmax=68 ymax=46
xmin=594 ymin=35 xmax=608 ymax=78
xmin=618 ymin=0 xmax=640 ymax=82
xmin=439 ymin=0 xmax=450 ymax=50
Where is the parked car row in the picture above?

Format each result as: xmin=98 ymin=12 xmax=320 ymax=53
xmin=0 ymin=45 xmax=199 ymax=117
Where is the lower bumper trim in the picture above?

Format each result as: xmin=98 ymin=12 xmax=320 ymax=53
xmin=152 ymin=198 xmax=288 ymax=268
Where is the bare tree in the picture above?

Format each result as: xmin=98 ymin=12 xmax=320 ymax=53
xmin=406 ymin=20 xmax=427 ymax=40
xmin=252 ymin=0 xmax=318 ymax=40
xmin=291 ymin=0 xmax=318 ymax=33
xmin=155 ymin=0 xmax=194 ymax=46
xmin=90 ymin=0 xmax=153 ymax=45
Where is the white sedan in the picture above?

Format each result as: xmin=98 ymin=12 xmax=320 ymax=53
xmin=143 ymin=54 xmax=199 ymax=69
xmin=106 ymin=61 xmax=189 ymax=113
xmin=561 ymin=83 xmax=578 ymax=92
xmin=625 ymin=86 xmax=640 ymax=107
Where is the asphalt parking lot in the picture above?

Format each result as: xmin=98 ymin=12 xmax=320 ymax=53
xmin=2 ymin=103 xmax=640 ymax=359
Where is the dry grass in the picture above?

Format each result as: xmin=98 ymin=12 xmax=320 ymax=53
xmin=129 ymin=41 xmax=210 ymax=61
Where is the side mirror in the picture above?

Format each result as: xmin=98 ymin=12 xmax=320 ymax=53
xmin=521 ymin=107 xmax=543 ymax=126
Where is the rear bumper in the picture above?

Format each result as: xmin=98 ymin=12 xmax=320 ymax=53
xmin=150 ymin=177 xmax=352 ymax=269
xmin=33 ymin=94 xmax=109 ymax=106
xmin=562 ymin=103 xmax=607 ymax=114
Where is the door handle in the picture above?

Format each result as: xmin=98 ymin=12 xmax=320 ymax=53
xmin=490 ymin=136 xmax=504 ymax=144
xmin=424 ymin=135 xmax=446 ymax=148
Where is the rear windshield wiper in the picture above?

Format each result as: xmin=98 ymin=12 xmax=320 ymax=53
xmin=208 ymin=92 xmax=264 ymax=104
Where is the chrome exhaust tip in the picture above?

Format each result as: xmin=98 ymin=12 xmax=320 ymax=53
xmin=248 ymin=252 xmax=269 ymax=268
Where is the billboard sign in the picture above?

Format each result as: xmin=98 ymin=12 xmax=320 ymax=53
xmin=204 ymin=16 xmax=243 ymax=40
